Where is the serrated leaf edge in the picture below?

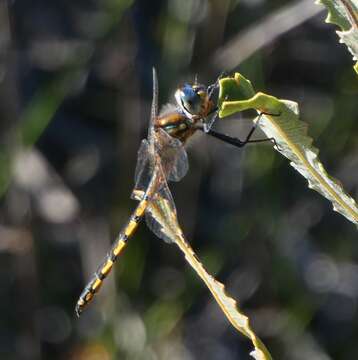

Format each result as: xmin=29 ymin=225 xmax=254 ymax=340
xmin=260 ymin=109 xmax=358 ymax=224
xmin=316 ymin=0 xmax=358 ymax=72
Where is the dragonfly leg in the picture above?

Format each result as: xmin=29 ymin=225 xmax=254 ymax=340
xmin=203 ymin=106 xmax=219 ymax=133
xmin=197 ymin=110 xmax=282 ymax=150
xmin=207 ymin=71 xmax=230 ymax=99
xmin=205 ymin=72 xmax=229 ymax=131
xmin=204 ymin=127 xmax=280 ymax=149
xmin=75 ymin=196 xmax=149 ymax=316
xmin=254 ymin=110 xmax=282 ymax=149
xmin=203 ymin=93 xmax=230 ymax=132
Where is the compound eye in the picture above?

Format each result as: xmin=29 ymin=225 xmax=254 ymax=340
xmin=180 ymin=85 xmax=202 ymax=115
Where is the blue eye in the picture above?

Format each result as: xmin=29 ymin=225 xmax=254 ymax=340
xmin=176 ymin=84 xmax=202 ymax=115
xmin=181 ymin=84 xmax=196 ymax=101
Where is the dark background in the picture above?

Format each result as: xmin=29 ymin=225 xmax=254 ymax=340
xmin=0 ymin=0 xmax=357 ymax=359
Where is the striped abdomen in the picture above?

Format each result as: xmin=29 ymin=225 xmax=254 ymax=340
xmin=75 ymin=196 xmax=148 ymax=316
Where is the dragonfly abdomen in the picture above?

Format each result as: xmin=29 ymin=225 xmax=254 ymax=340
xmin=75 ymin=197 xmax=149 ymax=316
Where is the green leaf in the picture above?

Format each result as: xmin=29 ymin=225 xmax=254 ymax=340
xmin=316 ymin=0 xmax=358 ymax=74
xmin=219 ymin=73 xmax=358 ymax=226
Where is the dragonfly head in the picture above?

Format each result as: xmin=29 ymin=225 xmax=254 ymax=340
xmin=175 ymin=83 xmax=210 ymax=120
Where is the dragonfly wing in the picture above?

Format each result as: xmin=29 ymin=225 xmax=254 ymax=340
xmin=133 ymin=129 xmax=189 ymax=199
xmin=134 ymin=70 xmax=188 ymax=194
xmin=132 ymin=139 xmax=152 ymax=196
xmin=147 ymin=68 xmax=159 ymax=142
xmin=132 ymin=140 xmax=184 ymax=243
xmin=159 ymin=103 xmax=178 ymax=117
xmin=145 ymin=168 xmax=182 ymax=244
xmin=132 ymin=69 xmax=165 ymax=196
xmin=132 ymin=69 xmax=187 ymax=242
xmin=131 ymin=159 xmax=181 ymax=244
xmin=155 ymin=128 xmax=189 ymax=182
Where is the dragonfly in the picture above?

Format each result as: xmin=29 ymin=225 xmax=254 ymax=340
xmin=75 ymin=68 xmax=275 ymax=316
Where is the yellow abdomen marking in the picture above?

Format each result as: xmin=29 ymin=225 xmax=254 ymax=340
xmin=92 ymin=278 xmax=102 ymax=292
xmin=101 ymin=260 xmax=113 ymax=277
xmin=136 ymin=200 xmax=148 ymax=216
xmin=113 ymin=240 xmax=126 ymax=257
xmin=125 ymin=220 xmax=137 ymax=237
xmin=76 ymin=199 xmax=150 ymax=316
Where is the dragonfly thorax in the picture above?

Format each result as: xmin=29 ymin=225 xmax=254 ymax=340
xmin=156 ymin=111 xmax=195 ymax=143
xmin=175 ymin=83 xmax=212 ymax=120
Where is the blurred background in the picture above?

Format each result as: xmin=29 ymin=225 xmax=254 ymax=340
xmin=0 ymin=0 xmax=357 ymax=359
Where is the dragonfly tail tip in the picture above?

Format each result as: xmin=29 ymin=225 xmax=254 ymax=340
xmin=75 ymin=303 xmax=83 ymax=318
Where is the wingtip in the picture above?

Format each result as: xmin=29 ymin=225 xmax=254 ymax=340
xmin=150 ymin=66 xmax=159 ymax=124
xmin=152 ymin=67 xmax=158 ymax=85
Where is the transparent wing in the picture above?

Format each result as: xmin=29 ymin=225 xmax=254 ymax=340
xmin=145 ymin=162 xmax=181 ymax=244
xmin=132 ymin=68 xmax=159 ymax=195
xmin=159 ymin=103 xmax=179 ymax=117
xmin=154 ymin=128 xmax=188 ymax=182
xmin=132 ymin=129 xmax=189 ymax=198
xmin=145 ymin=187 xmax=178 ymax=244
xmin=148 ymin=68 xmax=159 ymax=142
xmin=133 ymin=69 xmax=188 ymax=197
xmin=131 ymin=68 xmax=187 ymax=242
xmin=132 ymin=139 xmax=152 ymax=195
xmin=152 ymin=70 xmax=188 ymax=182
xmin=131 ymin=158 xmax=180 ymax=244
